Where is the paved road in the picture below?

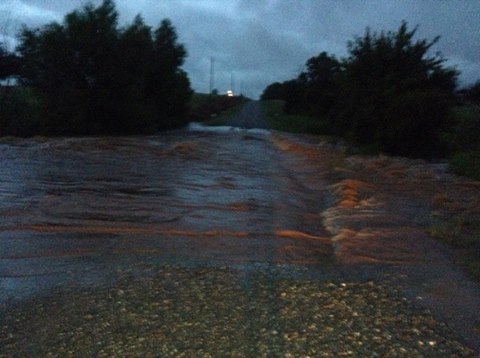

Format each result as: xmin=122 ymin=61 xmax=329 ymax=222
xmin=0 ymin=127 xmax=332 ymax=305
xmin=226 ymin=101 xmax=269 ymax=129
xmin=1 ymin=123 xmax=480 ymax=354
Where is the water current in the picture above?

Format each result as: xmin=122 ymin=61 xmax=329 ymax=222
xmin=1 ymin=121 xmax=480 ymax=351
xmin=0 ymin=124 xmax=335 ymax=304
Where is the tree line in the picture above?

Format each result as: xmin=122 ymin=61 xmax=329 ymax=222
xmin=262 ymin=22 xmax=480 ymax=160
xmin=0 ymin=0 xmax=192 ymax=136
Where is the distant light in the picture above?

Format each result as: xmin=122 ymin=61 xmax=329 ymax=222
xmin=227 ymin=90 xmax=233 ymax=97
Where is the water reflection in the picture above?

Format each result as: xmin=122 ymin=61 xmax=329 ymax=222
xmin=0 ymin=126 xmax=333 ymax=302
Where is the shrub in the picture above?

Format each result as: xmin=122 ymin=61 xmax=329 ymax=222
xmin=14 ymin=0 xmax=191 ymax=136
xmin=0 ymin=87 xmax=42 ymax=136
xmin=334 ymin=22 xmax=458 ymax=158
xmin=262 ymin=22 xmax=459 ymax=159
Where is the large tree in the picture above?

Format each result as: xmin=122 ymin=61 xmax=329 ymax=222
xmin=148 ymin=19 xmax=192 ymax=128
xmin=335 ymin=22 xmax=458 ymax=157
xmin=261 ymin=52 xmax=341 ymax=119
xmin=260 ymin=82 xmax=287 ymax=101
xmin=298 ymin=52 xmax=341 ymax=117
xmin=16 ymin=0 xmax=191 ymax=135
xmin=0 ymin=44 xmax=19 ymax=80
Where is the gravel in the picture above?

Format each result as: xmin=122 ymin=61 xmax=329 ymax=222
xmin=0 ymin=265 xmax=475 ymax=357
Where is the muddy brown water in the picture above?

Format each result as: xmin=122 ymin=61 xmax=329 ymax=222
xmin=1 ymin=104 xmax=480 ymax=351
xmin=0 ymin=126 xmax=334 ymax=296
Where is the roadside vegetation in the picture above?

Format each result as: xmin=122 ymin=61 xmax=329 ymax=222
xmin=429 ymin=196 xmax=480 ymax=281
xmin=261 ymin=22 xmax=480 ymax=180
xmin=189 ymin=93 xmax=247 ymax=126
xmin=0 ymin=86 xmax=41 ymax=136
xmin=445 ymin=100 xmax=480 ymax=180
xmin=204 ymin=103 xmax=245 ymax=126
xmin=262 ymin=22 xmax=480 ymax=279
xmin=430 ymin=213 xmax=480 ymax=281
xmin=261 ymin=99 xmax=327 ymax=134
xmin=0 ymin=0 xmax=191 ymax=136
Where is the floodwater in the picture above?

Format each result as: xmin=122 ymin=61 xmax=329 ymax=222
xmin=1 ymin=119 xmax=480 ymax=350
xmin=0 ymin=124 xmax=335 ymax=304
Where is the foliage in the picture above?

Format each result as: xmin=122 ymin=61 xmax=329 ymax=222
xmin=260 ymin=81 xmax=299 ymax=104
xmin=335 ymin=22 xmax=458 ymax=157
xmin=449 ymin=151 xmax=480 ymax=180
xmin=260 ymin=82 xmax=287 ymax=101
xmin=0 ymin=43 xmax=19 ymax=80
xmin=447 ymin=106 xmax=480 ymax=153
xmin=262 ymin=53 xmax=341 ymax=118
xmin=460 ymin=81 xmax=480 ymax=105
xmin=189 ymin=93 xmax=247 ymax=122
xmin=281 ymin=80 xmax=307 ymax=115
xmin=0 ymin=87 xmax=42 ymax=136
xmin=445 ymin=106 xmax=480 ymax=179
xmin=297 ymin=52 xmax=342 ymax=117
xmin=262 ymin=22 xmax=459 ymax=159
xmin=8 ymin=0 xmax=191 ymax=136
xmin=260 ymin=80 xmax=305 ymax=114
xmin=261 ymin=100 xmax=327 ymax=134
xmin=430 ymin=213 xmax=480 ymax=280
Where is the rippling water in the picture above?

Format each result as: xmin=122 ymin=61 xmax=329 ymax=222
xmin=3 ymin=123 xmax=480 ymax=351
xmin=0 ymin=124 xmax=333 ymax=302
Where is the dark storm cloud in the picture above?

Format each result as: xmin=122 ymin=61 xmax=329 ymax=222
xmin=1 ymin=0 xmax=480 ymax=97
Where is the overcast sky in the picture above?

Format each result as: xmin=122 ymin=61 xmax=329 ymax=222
xmin=1 ymin=0 xmax=479 ymax=98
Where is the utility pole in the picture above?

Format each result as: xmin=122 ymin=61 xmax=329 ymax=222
xmin=230 ymin=73 xmax=235 ymax=96
xmin=209 ymin=57 xmax=215 ymax=94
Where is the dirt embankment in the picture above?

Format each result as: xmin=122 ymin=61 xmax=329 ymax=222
xmin=271 ymin=132 xmax=480 ymax=351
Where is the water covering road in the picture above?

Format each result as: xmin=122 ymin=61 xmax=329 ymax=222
xmin=1 ymin=101 xmax=480 ymax=352
xmin=0 ymin=116 xmax=333 ymax=304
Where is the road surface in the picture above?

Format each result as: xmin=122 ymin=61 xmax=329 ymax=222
xmin=1 ymin=104 xmax=479 ymax=355
xmin=226 ymin=100 xmax=269 ymax=129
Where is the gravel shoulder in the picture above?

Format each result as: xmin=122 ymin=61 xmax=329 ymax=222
xmin=270 ymin=132 xmax=480 ymax=354
xmin=0 ymin=265 xmax=475 ymax=357
xmin=1 ymin=128 xmax=480 ymax=356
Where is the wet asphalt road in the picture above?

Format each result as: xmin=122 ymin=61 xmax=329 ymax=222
xmin=1 ymin=101 xmax=480 ymax=354
xmin=0 ymin=105 xmax=329 ymax=305
xmin=226 ymin=101 xmax=269 ymax=129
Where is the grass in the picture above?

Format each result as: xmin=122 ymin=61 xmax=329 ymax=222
xmin=429 ymin=214 xmax=480 ymax=281
xmin=447 ymin=105 xmax=480 ymax=180
xmin=188 ymin=93 xmax=247 ymax=124
xmin=449 ymin=151 xmax=480 ymax=180
xmin=0 ymin=86 xmax=43 ymax=136
xmin=260 ymin=100 xmax=328 ymax=134
xmin=204 ymin=102 xmax=245 ymax=126
xmin=261 ymin=100 xmax=480 ymax=281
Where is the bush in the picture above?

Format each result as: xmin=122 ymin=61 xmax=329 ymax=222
xmin=447 ymin=106 xmax=480 ymax=152
xmin=262 ymin=22 xmax=459 ymax=159
xmin=445 ymin=105 xmax=480 ymax=179
xmin=298 ymin=52 xmax=341 ymax=118
xmin=449 ymin=151 xmax=480 ymax=180
xmin=261 ymin=52 xmax=341 ymax=121
xmin=334 ymin=22 xmax=457 ymax=158
xmin=460 ymin=81 xmax=480 ymax=105
xmin=0 ymin=87 xmax=42 ymax=136
xmin=13 ymin=0 xmax=191 ymax=136
xmin=260 ymin=82 xmax=288 ymax=101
